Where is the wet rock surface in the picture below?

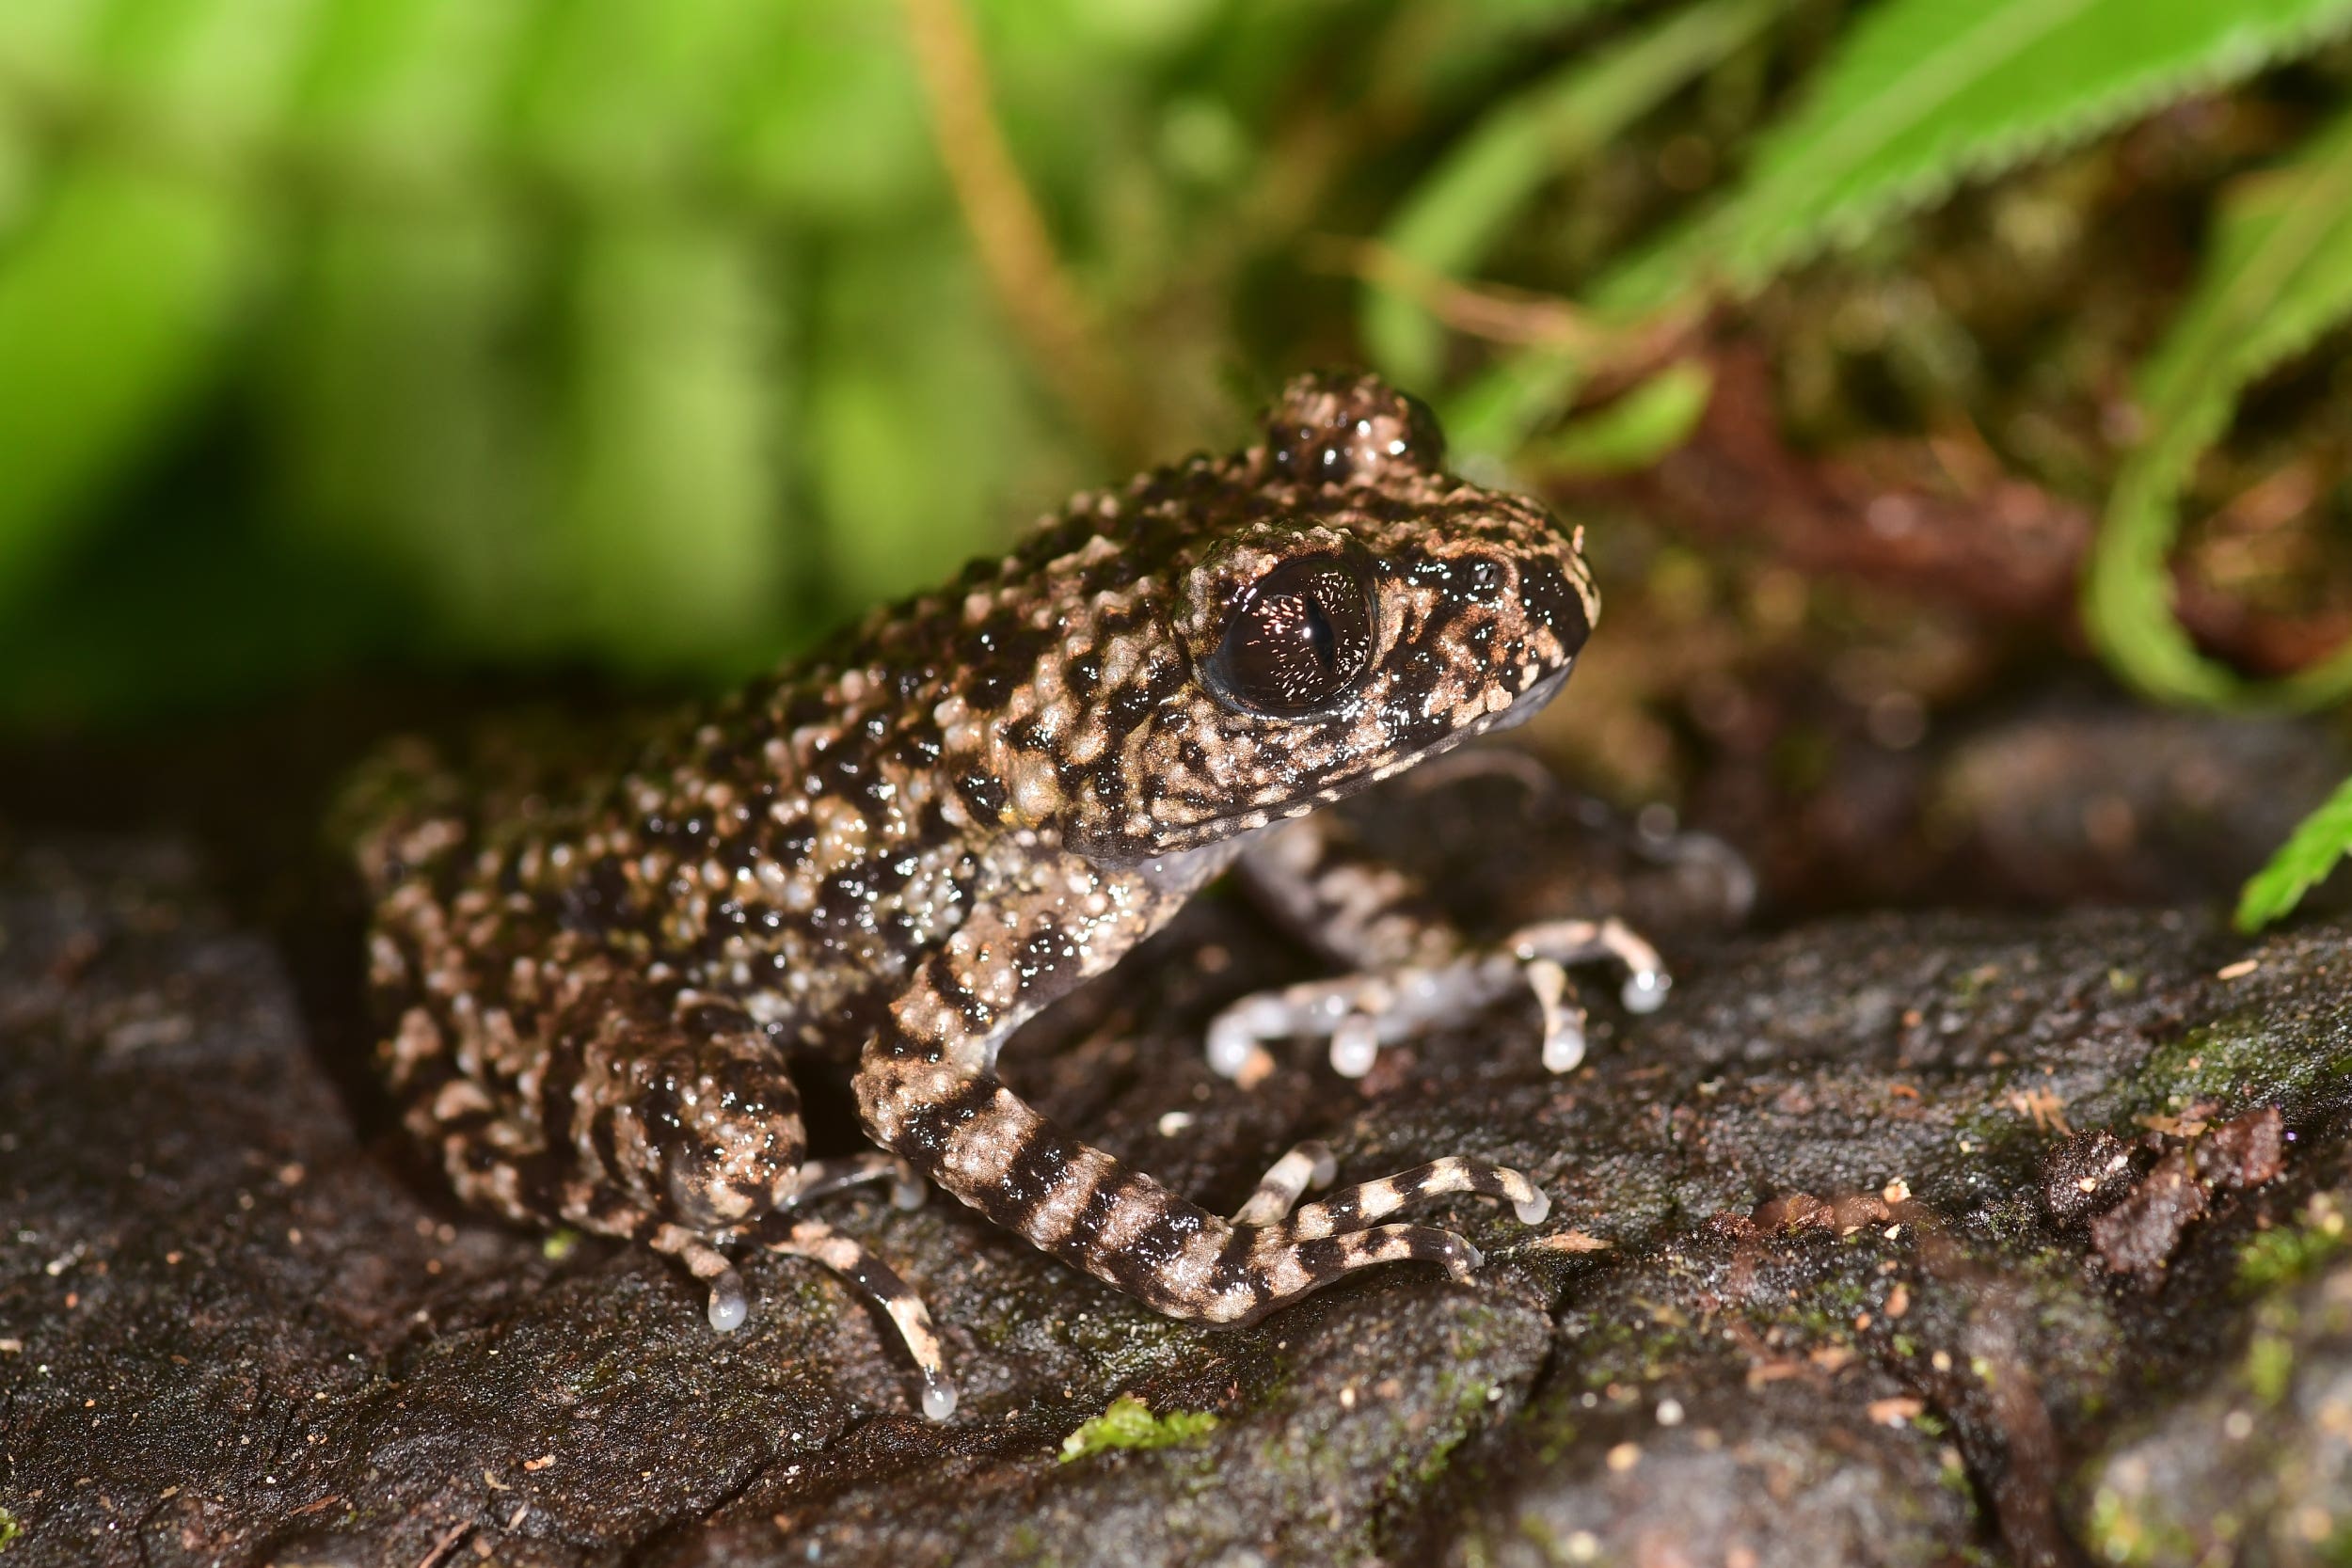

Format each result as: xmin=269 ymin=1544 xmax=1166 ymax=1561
xmin=5 ymin=785 xmax=2352 ymax=1566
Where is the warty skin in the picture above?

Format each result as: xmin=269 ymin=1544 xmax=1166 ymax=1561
xmin=356 ymin=372 xmax=1645 ymax=1421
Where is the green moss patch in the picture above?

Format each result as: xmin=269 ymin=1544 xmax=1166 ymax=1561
xmin=2237 ymin=1196 xmax=2347 ymax=1293
xmin=1057 ymin=1395 xmax=1218 ymax=1464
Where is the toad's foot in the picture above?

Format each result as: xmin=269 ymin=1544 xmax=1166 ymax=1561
xmin=764 ymin=1219 xmax=958 ymax=1423
xmin=1231 ymin=1140 xmax=1338 ymax=1226
xmin=655 ymin=1153 xmax=924 ymax=1336
xmin=647 ymin=1153 xmax=953 ymax=1419
xmin=1232 ymin=1139 xmax=1549 ymax=1229
xmin=1205 ymin=916 xmax=1668 ymax=1084
xmin=860 ymin=1046 xmax=1552 ymax=1330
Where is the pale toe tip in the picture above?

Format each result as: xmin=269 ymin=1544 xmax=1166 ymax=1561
xmin=1329 ymin=1020 xmax=1379 ymax=1079
xmin=1206 ymin=1028 xmax=1256 ymax=1081
xmin=892 ymin=1179 xmax=927 ymax=1212
xmin=1541 ymin=1025 xmax=1587 ymax=1074
xmin=1514 ymin=1189 xmax=1552 ymax=1226
xmin=1622 ymin=969 xmax=1671 ymax=1014
xmin=921 ymin=1378 xmax=960 ymax=1422
xmin=707 ymin=1269 xmax=750 ymax=1334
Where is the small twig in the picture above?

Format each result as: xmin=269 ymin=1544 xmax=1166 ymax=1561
xmin=898 ymin=0 xmax=1136 ymax=457
xmin=1308 ymin=234 xmax=1609 ymax=353
xmin=1310 ymin=234 xmax=1707 ymax=397
xmin=415 ymin=1519 xmax=472 ymax=1568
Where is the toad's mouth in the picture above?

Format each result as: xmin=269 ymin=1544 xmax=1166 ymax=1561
xmin=1167 ymin=657 xmax=1579 ymax=847
xmin=1106 ymin=658 xmax=1582 ymax=874
xmin=1468 ymin=660 xmax=1574 ymax=737
xmin=1348 ymin=656 xmax=1578 ymax=786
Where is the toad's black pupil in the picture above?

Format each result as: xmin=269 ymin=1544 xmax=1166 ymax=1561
xmin=1300 ymin=598 xmax=1335 ymax=666
xmin=1206 ymin=553 xmax=1375 ymax=718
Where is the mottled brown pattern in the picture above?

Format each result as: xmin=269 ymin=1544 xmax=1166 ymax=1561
xmin=355 ymin=372 xmax=1608 ymax=1419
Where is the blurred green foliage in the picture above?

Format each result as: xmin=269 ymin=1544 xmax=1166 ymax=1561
xmin=2239 ymin=769 xmax=2352 ymax=930
xmin=2089 ymin=103 xmax=2352 ymax=714
xmin=6 ymin=0 xmax=2352 ymax=937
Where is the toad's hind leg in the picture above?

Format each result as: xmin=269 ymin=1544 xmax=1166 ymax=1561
xmin=513 ymin=989 xmax=950 ymax=1413
xmin=649 ymin=1225 xmax=755 ymax=1333
xmin=1232 ymin=1141 xmax=1337 ymax=1226
xmin=858 ymin=981 xmax=1550 ymax=1328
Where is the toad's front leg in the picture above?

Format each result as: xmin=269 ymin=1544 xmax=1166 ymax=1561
xmin=1207 ymin=813 xmax=1669 ymax=1085
xmin=852 ymin=947 xmax=1550 ymax=1329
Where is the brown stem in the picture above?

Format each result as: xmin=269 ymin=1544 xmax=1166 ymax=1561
xmin=898 ymin=0 xmax=1136 ymax=458
xmin=1307 ymin=236 xmax=1609 ymax=353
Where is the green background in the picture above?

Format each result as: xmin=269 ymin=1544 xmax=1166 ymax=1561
xmin=4 ymin=0 xmax=2351 ymax=922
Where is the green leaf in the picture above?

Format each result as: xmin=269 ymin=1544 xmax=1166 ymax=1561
xmin=513 ymin=0 xmax=789 ymax=200
xmin=0 ymin=0 xmax=326 ymax=611
xmin=0 ymin=0 xmax=110 ymax=91
xmin=732 ymin=0 xmax=937 ymax=226
xmin=2085 ymin=105 xmax=2352 ymax=710
xmin=271 ymin=209 xmax=550 ymax=652
xmin=2239 ymin=773 xmax=2352 ymax=932
xmin=555 ymin=214 xmax=791 ymax=671
xmin=1056 ymin=0 xmax=1223 ymax=59
xmin=100 ymin=0 xmax=333 ymax=154
xmin=1597 ymin=0 xmax=2352 ymax=313
xmin=274 ymin=0 xmax=548 ymax=654
xmin=0 ymin=119 xmax=27 ymax=240
xmin=507 ymin=1 xmax=812 ymax=670
xmin=1439 ymin=346 xmax=1587 ymax=467
xmin=1533 ymin=358 xmax=1713 ymax=475
xmin=804 ymin=233 xmax=1067 ymax=615
xmin=1365 ymin=0 xmax=1790 ymax=388
xmin=292 ymin=0 xmax=533 ymax=187
xmin=0 ymin=168 xmax=253 ymax=607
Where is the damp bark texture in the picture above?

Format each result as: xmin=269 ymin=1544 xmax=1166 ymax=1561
xmin=5 ymin=800 xmax=2352 ymax=1567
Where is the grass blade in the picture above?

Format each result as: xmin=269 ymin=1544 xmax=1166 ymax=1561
xmin=556 ymin=214 xmax=789 ymax=671
xmin=1365 ymin=0 xmax=1789 ymax=388
xmin=0 ymin=170 xmax=251 ymax=607
xmin=2085 ymin=106 xmax=2352 ymax=710
xmin=1597 ymin=0 xmax=2352 ymax=313
xmin=2240 ymin=773 xmax=2352 ymax=931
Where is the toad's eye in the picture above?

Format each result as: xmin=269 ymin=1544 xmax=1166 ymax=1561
xmin=1206 ymin=553 xmax=1376 ymax=718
